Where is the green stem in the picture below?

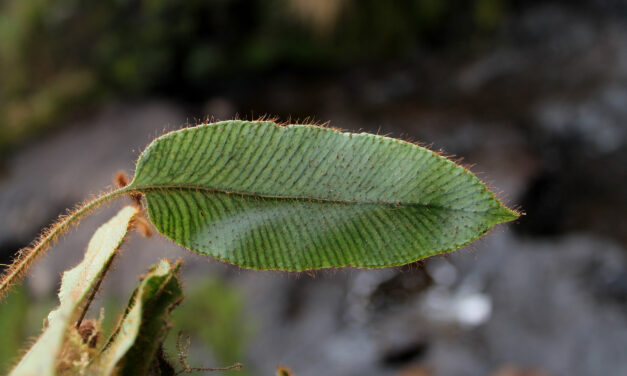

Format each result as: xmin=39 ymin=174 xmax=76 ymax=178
xmin=0 ymin=186 xmax=132 ymax=297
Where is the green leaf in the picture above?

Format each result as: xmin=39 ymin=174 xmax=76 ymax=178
xmin=10 ymin=206 xmax=139 ymax=376
xmin=131 ymin=121 xmax=518 ymax=271
xmin=88 ymin=259 xmax=183 ymax=376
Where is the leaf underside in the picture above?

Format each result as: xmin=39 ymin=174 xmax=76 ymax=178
xmin=89 ymin=259 xmax=182 ymax=376
xmin=131 ymin=121 xmax=518 ymax=271
xmin=11 ymin=206 xmax=138 ymax=376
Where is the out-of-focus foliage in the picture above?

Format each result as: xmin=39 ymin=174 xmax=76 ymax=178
xmin=165 ymin=278 xmax=253 ymax=376
xmin=0 ymin=0 xmax=506 ymax=156
xmin=0 ymin=289 xmax=58 ymax=374
xmin=0 ymin=287 xmax=28 ymax=374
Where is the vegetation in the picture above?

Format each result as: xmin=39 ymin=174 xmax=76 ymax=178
xmin=1 ymin=120 xmax=518 ymax=374
xmin=0 ymin=0 xmax=507 ymax=156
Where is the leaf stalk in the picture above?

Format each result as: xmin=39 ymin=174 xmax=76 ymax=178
xmin=0 ymin=186 xmax=133 ymax=299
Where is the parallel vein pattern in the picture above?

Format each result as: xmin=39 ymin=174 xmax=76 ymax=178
xmin=132 ymin=121 xmax=518 ymax=270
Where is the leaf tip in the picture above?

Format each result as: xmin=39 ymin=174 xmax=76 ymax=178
xmin=494 ymin=203 xmax=522 ymax=224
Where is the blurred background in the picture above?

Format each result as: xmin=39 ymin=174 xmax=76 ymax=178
xmin=0 ymin=0 xmax=626 ymax=375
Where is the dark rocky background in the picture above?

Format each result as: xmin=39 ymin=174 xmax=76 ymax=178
xmin=0 ymin=1 xmax=625 ymax=375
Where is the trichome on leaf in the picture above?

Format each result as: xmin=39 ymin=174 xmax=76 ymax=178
xmin=0 ymin=120 xmax=519 ymax=296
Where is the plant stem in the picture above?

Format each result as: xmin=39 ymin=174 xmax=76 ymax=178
xmin=0 ymin=186 xmax=132 ymax=298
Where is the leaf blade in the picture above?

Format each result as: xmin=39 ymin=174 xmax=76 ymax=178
xmin=88 ymin=259 xmax=183 ymax=376
xmin=10 ymin=206 xmax=138 ymax=376
xmin=132 ymin=121 xmax=518 ymax=270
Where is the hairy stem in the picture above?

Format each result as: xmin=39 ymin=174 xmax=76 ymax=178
xmin=0 ymin=186 xmax=133 ymax=298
